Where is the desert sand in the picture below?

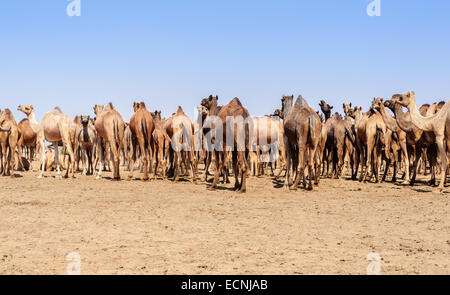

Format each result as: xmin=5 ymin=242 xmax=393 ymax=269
xmin=0 ymin=168 xmax=449 ymax=275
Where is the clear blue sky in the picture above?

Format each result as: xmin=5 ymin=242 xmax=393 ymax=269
xmin=1 ymin=0 xmax=449 ymax=122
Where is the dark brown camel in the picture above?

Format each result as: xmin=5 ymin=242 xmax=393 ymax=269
xmin=208 ymin=97 xmax=251 ymax=192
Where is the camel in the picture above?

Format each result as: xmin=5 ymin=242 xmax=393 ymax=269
xmin=207 ymin=97 xmax=251 ymax=192
xmin=164 ymin=106 xmax=198 ymax=182
xmin=121 ymin=123 xmax=133 ymax=171
xmin=200 ymin=95 xmax=222 ymax=182
xmin=371 ymin=97 xmax=410 ymax=183
xmin=352 ymin=104 xmax=388 ymax=183
xmin=251 ymin=116 xmax=285 ymax=177
xmin=0 ymin=109 xmax=19 ymax=177
xmin=384 ymin=99 xmax=438 ymax=186
xmin=17 ymin=105 xmax=76 ymax=179
xmin=17 ymin=118 xmax=36 ymax=163
xmin=151 ymin=110 xmax=170 ymax=180
xmin=75 ymin=116 xmax=96 ymax=175
xmin=128 ymin=102 xmax=155 ymax=181
xmin=283 ymin=95 xmax=322 ymax=191
xmin=391 ymin=91 xmax=449 ymax=191
xmin=93 ymin=103 xmax=125 ymax=180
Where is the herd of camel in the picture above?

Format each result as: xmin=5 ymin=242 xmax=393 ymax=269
xmin=0 ymin=90 xmax=449 ymax=192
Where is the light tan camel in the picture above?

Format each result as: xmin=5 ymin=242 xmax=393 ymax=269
xmin=251 ymin=116 xmax=285 ymax=177
xmin=128 ymin=102 xmax=155 ymax=181
xmin=121 ymin=123 xmax=132 ymax=170
xmin=17 ymin=105 xmax=76 ymax=179
xmin=0 ymin=109 xmax=19 ymax=177
xmin=164 ymin=106 xmax=198 ymax=183
xmin=94 ymin=103 xmax=125 ymax=180
xmin=391 ymin=91 xmax=449 ymax=191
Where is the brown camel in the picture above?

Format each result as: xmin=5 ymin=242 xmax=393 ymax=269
xmin=353 ymin=103 xmax=387 ymax=183
xmin=164 ymin=106 xmax=198 ymax=182
xmin=17 ymin=117 xmax=36 ymax=163
xmin=151 ymin=110 xmax=171 ymax=180
xmin=208 ymin=97 xmax=251 ymax=192
xmin=283 ymin=95 xmax=322 ymax=191
xmin=75 ymin=115 xmax=96 ymax=175
xmin=391 ymin=91 xmax=449 ymax=191
xmin=0 ymin=109 xmax=19 ymax=177
xmin=384 ymin=99 xmax=438 ymax=186
xmin=94 ymin=103 xmax=125 ymax=180
xmin=199 ymin=95 xmax=221 ymax=182
xmin=371 ymin=97 xmax=409 ymax=183
xmin=128 ymin=102 xmax=155 ymax=181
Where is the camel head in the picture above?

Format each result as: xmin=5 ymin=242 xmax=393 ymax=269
xmin=151 ymin=110 xmax=162 ymax=121
xmin=133 ymin=102 xmax=141 ymax=112
xmin=17 ymin=104 xmax=34 ymax=116
xmin=391 ymin=91 xmax=415 ymax=107
xmin=383 ymin=99 xmax=396 ymax=112
xmin=370 ymin=97 xmax=384 ymax=111
xmin=343 ymin=103 xmax=353 ymax=116
xmin=319 ymin=100 xmax=333 ymax=114
xmin=281 ymin=95 xmax=294 ymax=117
xmin=273 ymin=109 xmax=283 ymax=119
xmin=80 ymin=115 xmax=91 ymax=126
xmin=0 ymin=109 xmax=14 ymax=124
xmin=93 ymin=105 xmax=104 ymax=115
xmin=201 ymin=95 xmax=219 ymax=110
xmin=350 ymin=106 xmax=362 ymax=120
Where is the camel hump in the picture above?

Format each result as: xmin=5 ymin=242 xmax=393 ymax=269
xmin=176 ymin=106 xmax=184 ymax=115
xmin=230 ymin=97 xmax=243 ymax=107
xmin=54 ymin=107 xmax=63 ymax=113
xmin=294 ymin=95 xmax=309 ymax=108
xmin=105 ymin=102 xmax=115 ymax=111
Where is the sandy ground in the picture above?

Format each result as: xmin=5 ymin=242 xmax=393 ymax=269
xmin=0 ymin=166 xmax=449 ymax=275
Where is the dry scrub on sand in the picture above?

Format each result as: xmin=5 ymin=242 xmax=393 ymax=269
xmin=0 ymin=169 xmax=448 ymax=275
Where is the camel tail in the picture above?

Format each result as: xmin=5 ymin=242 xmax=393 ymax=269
xmin=344 ymin=126 xmax=355 ymax=146
xmin=374 ymin=127 xmax=383 ymax=150
xmin=141 ymin=119 xmax=149 ymax=149
xmin=308 ymin=115 xmax=316 ymax=143
xmin=113 ymin=119 xmax=120 ymax=149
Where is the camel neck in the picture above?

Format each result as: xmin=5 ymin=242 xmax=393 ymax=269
xmin=379 ymin=105 xmax=399 ymax=132
xmin=408 ymin=98 xmax=434 ymax=131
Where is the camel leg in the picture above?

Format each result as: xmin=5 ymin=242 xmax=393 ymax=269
xmin=96 ymin=138 xmax=104 ymax=180
xmin=292 ymin=146 xmax=305 ymax=191
xmin=362 ymin=137 xmax=375 ymax=183
xmin=1 ymin=141 xmax=7 ymax=176
xmin=37 ymin=137 xmax=47 ymax=178
xmin=152 ymin=142 xmax=158 ymax=180
xmin=202 ymin=151 xmax=211 ymax=182
xmin=137 ymin=138 xmax=149 ymax=181
xmin=53 ymin=142 xmax=62 ymax=179
xmin=231 ymin=150 xmax=240 ymax=190
xmin=283 ymin=139 xmax=292 ymax=191
xmin=208 ymin=151 xmax=222 ymax=191
xmin=399 ymin=140 xmax=410 ymax=183
xmin=238 ymin=151 xmax=248 ymax=193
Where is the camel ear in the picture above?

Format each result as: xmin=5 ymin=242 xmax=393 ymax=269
xmin=350 ymin=103 xmax=352 ymax=107
xmin=330 ymin=106 xmax=333 ymax=109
